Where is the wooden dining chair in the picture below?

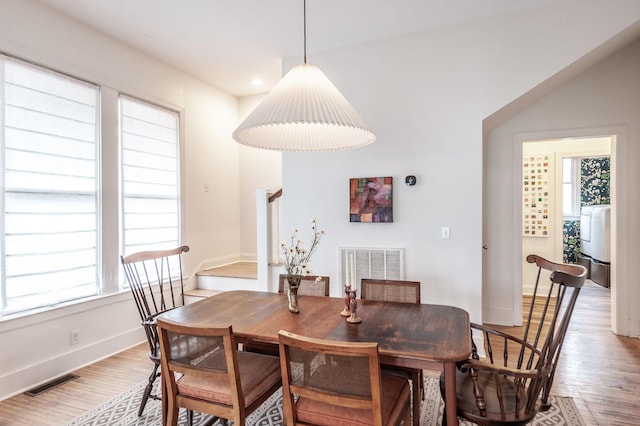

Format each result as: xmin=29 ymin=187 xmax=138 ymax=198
xmin=360 ymin=278 xmax=423 ymax=426
xmin=157 ymin=319 xmax=282 ymax=426
xmin=121 ymin=245 xmax=189 ymax=417
xmin=278 ymin=274 xmax=330 ymax=296
xmin=278 ymin=330 xmax=412 ymax=426
xmin=440 ymin=254 xmax=587 ymax=426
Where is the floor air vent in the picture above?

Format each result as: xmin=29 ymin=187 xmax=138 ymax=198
xmin=24 ymin=374 xmax=79 ymax=396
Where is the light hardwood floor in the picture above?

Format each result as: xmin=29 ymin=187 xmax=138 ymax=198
xmin=0 ymin=343 xmax=150 ymax=426
xmin=542 ymin=281 xmax=640 ymax=425
xmin=0 ymin=281 xmax=638 ymax=425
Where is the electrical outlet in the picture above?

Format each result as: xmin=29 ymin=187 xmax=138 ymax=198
xmin=70 ymin=330 xmax=80 ymax=345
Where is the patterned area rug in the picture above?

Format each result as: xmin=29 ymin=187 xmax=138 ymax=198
xmin=65 ymin=376 xmax=585 ymax=426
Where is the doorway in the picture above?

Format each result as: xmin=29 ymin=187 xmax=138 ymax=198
xmin=482 ymin=124 xmax=631 ymax=335
xmin=521 ymin=136 xmax=613 ymax=314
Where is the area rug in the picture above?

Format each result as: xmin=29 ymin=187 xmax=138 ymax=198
xmin=65 ymin=376 xmax=585 ymax=426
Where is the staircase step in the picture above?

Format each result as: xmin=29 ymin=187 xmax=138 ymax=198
xmin=183 ymin=288 xmax=221 ymax=304
xmin=195 ymin=261 xmax=265 ymax=293
xmin=197 ymin=261 xmax=257 ymax=279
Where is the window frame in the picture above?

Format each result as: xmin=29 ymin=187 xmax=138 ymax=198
xmin=0 ymin=55 xmax=184 ymax=317
xmin=118 ymin=94 xmax=182 ymax=262
xmin=0 ymin=56 xmax=101 ymax=316
xmin=562 ymin=156 xmax=581 ymax=219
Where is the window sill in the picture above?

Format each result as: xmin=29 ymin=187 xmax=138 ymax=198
xmin=0 ymin=290 xmax=131 ymax=332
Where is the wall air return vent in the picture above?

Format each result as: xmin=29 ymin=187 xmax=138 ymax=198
xmin=339 ymin=247 xmax=404 ymax=289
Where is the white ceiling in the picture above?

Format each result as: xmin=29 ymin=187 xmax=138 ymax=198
xmin=36 ymin=0 xmax=556 ymax=97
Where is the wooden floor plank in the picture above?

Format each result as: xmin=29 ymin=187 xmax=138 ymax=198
xmin=0 ymin=344 xmax=149 ymax=425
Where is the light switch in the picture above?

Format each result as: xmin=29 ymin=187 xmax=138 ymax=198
xmin=441 ymin=226 xmax=450 ymax=239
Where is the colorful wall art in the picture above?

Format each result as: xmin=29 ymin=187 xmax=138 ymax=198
xmin=349 ymin=177 xmax=393 ymax=223
xmin=522 ymin=155 xmax=551 ymax=237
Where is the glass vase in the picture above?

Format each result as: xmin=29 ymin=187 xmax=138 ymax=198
xmin=287 ymin=284 xmax=300 ymax=313
xmin=286 ymin=275 xmax=301 ymax=313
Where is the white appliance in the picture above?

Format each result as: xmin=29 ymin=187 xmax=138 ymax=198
xmin=579 ymin=206 xmax=594 ymax=257
xmin=579 ymin=204 xmax=611 ymax=287
xmin=590 ymin=205 xmax=611 ymax=263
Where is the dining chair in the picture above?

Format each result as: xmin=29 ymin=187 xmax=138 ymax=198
xmin=157 ymin=319 xmax=282 ymax=426
xmin=278 ymin=330 xmax=412 ymax=426
xmin=121 ymin=245 xmax=190 ymax=417
xmin=360 ymin=278 xmax=423 ymax=426
xmin=278 ymin=274 xmax=330 ymax=296
xmin=439 ymin=254 xmax=587 ymax=426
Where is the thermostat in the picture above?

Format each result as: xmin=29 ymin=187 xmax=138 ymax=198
xmin=405 ymin=175 xmax=417 ymax=186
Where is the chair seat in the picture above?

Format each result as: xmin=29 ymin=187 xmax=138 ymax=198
xmin=296 ymin=373 xmax=411 ymax=426
xmin=441 ymin=362 xmax=538 ymax=426
xmin=178 ymin=351 xmax=281 ymax=407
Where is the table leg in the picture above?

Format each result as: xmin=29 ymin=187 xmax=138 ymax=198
xmin=443 ymin=362 xmax=459 ymax=426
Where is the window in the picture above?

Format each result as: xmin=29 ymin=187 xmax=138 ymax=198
xmin=0 ymin=58 xmax=182 ymax=316
xmin=120 ymin=96 xmax=180 ymax=258
xmin=562 ymin=157 xmax=580 ymax=218
xmin=1 ymin=57 xmax=100 ymax=315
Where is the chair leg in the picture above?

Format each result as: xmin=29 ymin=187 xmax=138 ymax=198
xmin=412 ymin=371 xmax=421 ymax=426
xmin=539 ymin=379 xmax=553 ymax=411
xmin=403 ymin=402 xmax=412 ymax=426
xmin=138 ymin=363 xmax=159 ymax=416
xmin=166 ymin=397 xmax=179 ymax=426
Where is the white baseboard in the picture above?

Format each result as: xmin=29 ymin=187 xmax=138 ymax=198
xmin=482 ymin=307 xmax=517 ymax=326
xmin=0 ymin=327 xmax=143 ymax=401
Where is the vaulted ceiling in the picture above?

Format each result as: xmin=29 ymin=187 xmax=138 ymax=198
xmin=36 ymin=0 xmax=557 ymax=97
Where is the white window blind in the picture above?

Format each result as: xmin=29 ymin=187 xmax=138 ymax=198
xmin=120 ymin=97 xmax=179 ymax=258
xmin=1 ymin=58 xmax=100 ymax=314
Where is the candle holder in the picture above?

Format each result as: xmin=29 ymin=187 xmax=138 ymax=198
xmin=346 ymin=290 xmax=362 ymax=324
xmin=340 ymin=284 xmax=352 ymax=317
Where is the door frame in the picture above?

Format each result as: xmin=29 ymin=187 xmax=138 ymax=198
xmin=509 ymin=126 xmax=626 ymax=333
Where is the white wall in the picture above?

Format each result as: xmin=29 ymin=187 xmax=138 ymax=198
xmin=0 ymin=0 xmax=246 ymax=399
xmin=484 ymin=39 xmax=640 ymax=335
xmin=280 ymin=1 xmax=640 ymax=330
xmin=238 ymin=95 xmax=282 ymax=260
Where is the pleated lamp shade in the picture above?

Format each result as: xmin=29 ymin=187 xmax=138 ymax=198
xmin=232 ymin=63 xmax=376 ymax=151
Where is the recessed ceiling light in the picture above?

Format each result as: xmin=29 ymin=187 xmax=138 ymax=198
xmin=251 ymin=79 xmax=264 ymax=86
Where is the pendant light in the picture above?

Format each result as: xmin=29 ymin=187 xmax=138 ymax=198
xmin=232 ymin=0 xmax=376 ymax=152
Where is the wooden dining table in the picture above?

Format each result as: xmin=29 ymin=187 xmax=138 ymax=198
xmin=159 ymin=290 xmax=471 ymax=426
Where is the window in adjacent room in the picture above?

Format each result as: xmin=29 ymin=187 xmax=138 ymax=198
xmin=562 ymin=157 xmax=580 ymax=218
xmin=119 ymin=96 xmax=180 ymax=260
xmin=0 ymin=57 xmax=100 ymax=315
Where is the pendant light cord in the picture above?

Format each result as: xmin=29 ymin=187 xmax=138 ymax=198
xmin=303 ymin=0 xmax=307 ymax=64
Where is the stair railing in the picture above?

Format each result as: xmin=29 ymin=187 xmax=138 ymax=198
xmin=256 ymin=189 xmax=283 ymax=291
xmin=268 ymin=188 xmax=283 ymax=266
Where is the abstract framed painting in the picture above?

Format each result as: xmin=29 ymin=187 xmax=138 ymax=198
xmin=349 ymin=177 xmax=393 ymax=223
